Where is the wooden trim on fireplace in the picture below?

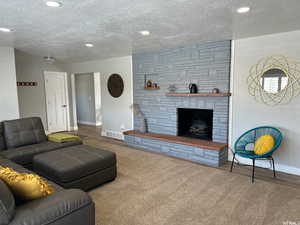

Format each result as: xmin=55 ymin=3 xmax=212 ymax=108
xmin=165 ymin=93 xmax=231 ymax=97
xmin=123 ymin=130 xmax=227 ymax=151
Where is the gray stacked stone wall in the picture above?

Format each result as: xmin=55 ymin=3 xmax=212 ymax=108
xmin=133 ymin=40 xmax=231 ymax=143
xmin=126 ymin=40 xmax=231 ymax=166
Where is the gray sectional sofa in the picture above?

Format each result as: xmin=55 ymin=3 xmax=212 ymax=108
xmin=0 ymin=117 xmax=103 ymax=225
xmin=0 ymin=118 xmax=83 ymax=168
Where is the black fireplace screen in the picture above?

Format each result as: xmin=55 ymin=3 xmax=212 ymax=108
xmin=177 ymin=108 xmax=213 ymax=141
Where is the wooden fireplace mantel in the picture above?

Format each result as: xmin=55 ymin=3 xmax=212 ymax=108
xmin=123 ymin=130 xmax=227 ymax=151
xmin=165 ymin=93 xmax=231 ymax=97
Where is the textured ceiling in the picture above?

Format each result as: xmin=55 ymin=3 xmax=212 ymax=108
xmin=1 ymin=0 xmax=300 ymax=63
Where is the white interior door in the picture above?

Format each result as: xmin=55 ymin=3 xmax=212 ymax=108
xmin=44 ymin=71 xmax=69 ymax=133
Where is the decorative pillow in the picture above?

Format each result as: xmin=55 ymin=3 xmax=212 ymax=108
xmin=48 ymin=133 xmax=81 ymax=143
xmin=254 ymin=135 xmax=275 ymax=155
xmin=0 ymin=180 xmax=15 ymax=225
xmin=0 ymin=168 xmax=54 ymax=201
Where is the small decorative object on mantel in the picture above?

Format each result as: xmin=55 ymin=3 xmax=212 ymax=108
xmin=189 ymin=83 xmax=198 ymax=93
xmin=212 ymin=88 xmax=220 ymax=94
xmin=248 ymin=55 xmax=300 ymax=106
xmin=167 ymin=84 xmax=177 ymax=93
xmin=146 ymin=80 xmax=152 ymax=88
xmin=130 ymin=104 xmax=148 ymax=133
xmin=144 ymin=73 xmax=160 ymax=90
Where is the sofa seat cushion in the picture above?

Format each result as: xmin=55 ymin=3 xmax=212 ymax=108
xmin=9 ymin=189 xmax=94 ymax=225
xmin=0 ymin=180 xmax=15 ymax=225
xmin=3 ymin=117 xmax=47 ymax=149
xmin=0 ymin=157 xmax=27 ymax=172
xmin=33 ymin=145 xmax=116 ymax=183
xmin=0 ymin=140 xmax=82 ymax=166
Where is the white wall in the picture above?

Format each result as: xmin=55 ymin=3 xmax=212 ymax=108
xmin=75 ymin=73 xmax=96 ymax=125
xmin=0 ymin=47 xmax=19 ymax=120
xmin=62 ymin=56 xmax=133 ymax=139
xmin=94 ymin=72 xmax=102 ymax=126
xmin=15 ymin=50 xmax=64 ymax=129
xmin=231 ymin=30 xmax=300 ymax=175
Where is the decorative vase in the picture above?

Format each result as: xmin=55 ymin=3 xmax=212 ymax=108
xmin=140 ymin=118 xmax=148 ymax=133
xmin=212 ymin=88 xmax=220 ymax=94
xmin=146 ymin=80 xmax=152 ymax=88
xmin=189 ymin=83 xmax=198 ymax=93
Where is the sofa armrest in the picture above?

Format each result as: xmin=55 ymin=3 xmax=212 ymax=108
xmin=10 ymin=189 xmax=95 ymax=225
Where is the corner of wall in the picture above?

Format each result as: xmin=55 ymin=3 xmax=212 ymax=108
xmin=0 ymin=47 xmax=20 ymax=121
xmin=228 ymin=40 xmax=235 ymax=161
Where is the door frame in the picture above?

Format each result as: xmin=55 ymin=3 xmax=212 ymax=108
xmin=71 ymin=72 xmax=101 ymax=130
xmin=71 ymin=74 xmax=78 ymax=130
xmin=44 ymin=71 xmax=70 ymax=133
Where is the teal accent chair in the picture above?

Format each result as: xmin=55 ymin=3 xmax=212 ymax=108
xmin=230 ymin=126 xmax=283 ymax=183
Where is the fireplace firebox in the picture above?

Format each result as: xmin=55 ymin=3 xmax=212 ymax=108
xmin=177 ymin=108 xmax=213 ymax=141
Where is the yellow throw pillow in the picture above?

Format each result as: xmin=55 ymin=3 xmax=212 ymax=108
xmin=48 ymin=133 xmax=81 ymax=143
xmin=0 ymin=168 xmax=54 ymax=201
xmin=254 ymin=135 xmax=275 ymax=155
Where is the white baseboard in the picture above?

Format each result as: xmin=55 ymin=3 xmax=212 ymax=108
xmin=70 ymin=126 xmax=78 ymax=131
xmin=78 ymin=121 xmax=97 ymax=126
xmin=101 ymin=129 xmax=124 ymax=140
xmin=233 ymin=156 xmax=300 ymax=176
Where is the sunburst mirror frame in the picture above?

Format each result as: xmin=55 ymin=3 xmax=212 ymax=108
xmin=247 ymin=55 xmax=300 ymax=106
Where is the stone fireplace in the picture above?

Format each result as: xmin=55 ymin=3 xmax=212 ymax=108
xmin=177 ymin=108 xmax=213 ymax=141
xmin=124 ymin=40 xmax=231 ymax=167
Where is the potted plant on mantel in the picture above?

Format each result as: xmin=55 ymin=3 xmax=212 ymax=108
xmin=130 ymin=104 xmax=148 ymax=133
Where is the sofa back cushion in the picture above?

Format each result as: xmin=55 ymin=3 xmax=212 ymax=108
xmin=0 ymin=179 xmax=15 ymax=225
xmin=3 ymin=117 xmax=47 ymax=149
xmin=0 ymin=123 xmax=6 ymax=151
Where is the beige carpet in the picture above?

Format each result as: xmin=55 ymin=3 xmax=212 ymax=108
xmin=85 ymin=138 xmax=300 ymax=225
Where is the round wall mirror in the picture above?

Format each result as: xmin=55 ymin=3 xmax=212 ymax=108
xmin=260 ymin=69 xmax=288 ymax=93
xmin=248 ymin=55 xmax=300 ymax=105
xmin=107 ymin=74 xmax=124 ymax=98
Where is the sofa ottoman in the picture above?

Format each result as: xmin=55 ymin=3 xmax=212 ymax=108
xmin=33 ymin=145 xmax=117 ymax=191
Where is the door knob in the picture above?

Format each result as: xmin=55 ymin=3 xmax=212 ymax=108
xmin=62 ymin=105 xmax=67 ymax=108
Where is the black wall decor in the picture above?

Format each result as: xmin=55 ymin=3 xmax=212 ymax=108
xmin=107 ymin=74 xmax=124 ymax=98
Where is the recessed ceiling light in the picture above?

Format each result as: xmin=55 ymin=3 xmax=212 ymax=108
xmin=45 ymin=1 xmax=62 ymax=7
xmin=139 ymin=30 xmax=150 ymax=36
xmin=85 ymin=43 xmax=94 ymax=48
xmin=0 ymin=27 xmax=14 ymax=33
xmin=237 ymin=7 xmax=250 ymax=14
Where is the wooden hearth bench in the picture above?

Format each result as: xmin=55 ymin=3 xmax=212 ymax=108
xmin=123 ymin=130 xmax=228 ymax=167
